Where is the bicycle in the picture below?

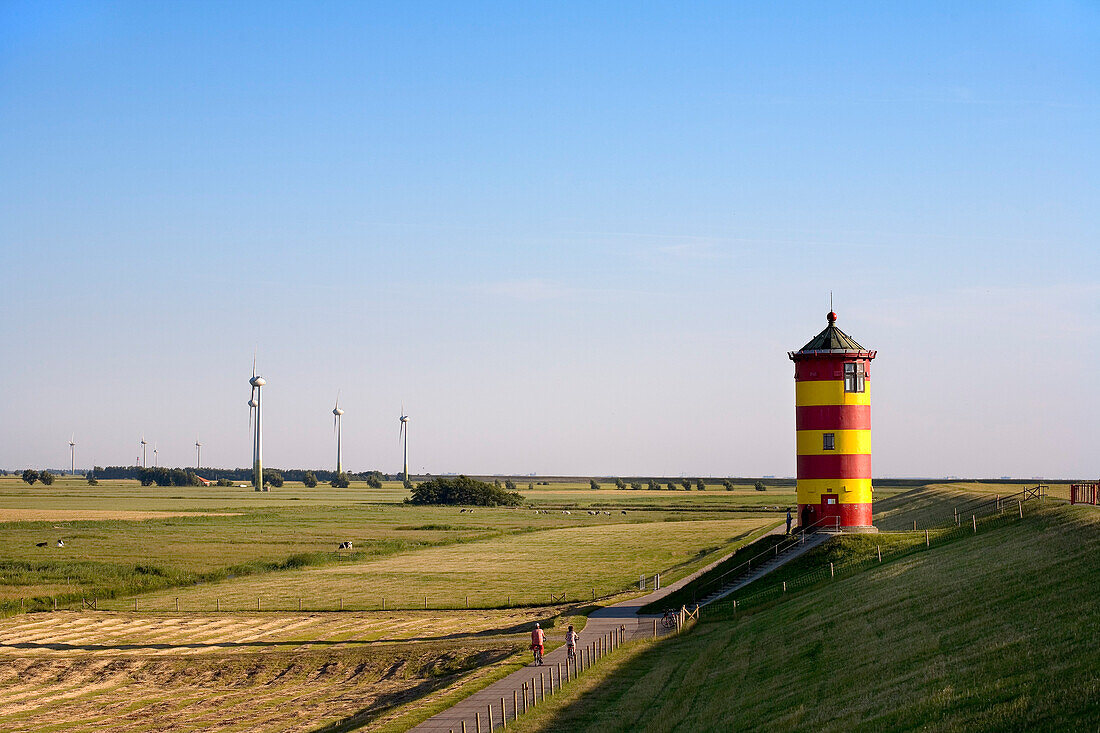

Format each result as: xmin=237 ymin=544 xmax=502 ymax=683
xmin=532 ymin=644 xmax=544 ymax=666
xmin=662 ymin=610 xmax=676 ymax=629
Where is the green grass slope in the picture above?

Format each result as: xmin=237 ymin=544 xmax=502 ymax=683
xmin=515 ymin=503 xmax=1100 ymax=732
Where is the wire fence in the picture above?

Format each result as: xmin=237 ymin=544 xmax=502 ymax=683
xmin=706 ymin=487 xmax=1049 ymax=617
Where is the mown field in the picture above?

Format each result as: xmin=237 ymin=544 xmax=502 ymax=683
xmin=509 ymin=501 xmax=1100 ymax=732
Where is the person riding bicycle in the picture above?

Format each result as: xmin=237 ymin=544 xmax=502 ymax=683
xmin=662 ymin=609 xmax=676 ymax=629
xmin=565 ymin=625 xmax=579 ymax=660
xmin=531 ymin=622 xmax=545 ymax=665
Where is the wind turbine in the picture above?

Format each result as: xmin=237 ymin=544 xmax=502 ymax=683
xmin=68 ymin=435 xmax=76 ymax=475
xmin=195 ymin=439 xmax=202 ymax=469
xmin=140 ymin=435 xmax=147 ymax=468
xmin=399 ymin=406 xmax=409 ymax=484
xmin=249 ymin=359 xmax=266 ymax=490
xmin=153 ymin=442 xmax=159 ymax=468
xmin=332 ymin=393 xmax=345 ymax=475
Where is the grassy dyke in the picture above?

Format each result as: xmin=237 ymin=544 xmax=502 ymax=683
xmin=509 ymin=503 xmax=1100 ymax=732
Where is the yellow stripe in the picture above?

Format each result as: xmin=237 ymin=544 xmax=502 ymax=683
xmin=796 ymin=429 xmax=871 ymax=455
xmin=795 ymin=380 xmax=871 ymax=407
xmin=797 ymin=478 xmax=873 ymax=504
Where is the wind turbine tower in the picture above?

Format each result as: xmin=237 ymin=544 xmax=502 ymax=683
xmin=140 ymin=435 xmax=147 ymax=468
xmin=332 ymin=394 xmax=345 ymax=474
xmin=249 ymin=362 xmax=266 ymax=490
xmin=195 ymin=440 xmax=202 ymax=469
xmin=68 ymin=435 xmax=76 ymax=475
xmin=153 ymin=443 xmax=159 ymax=468
xmin=399 ymin=408 xmax=409 ymax=484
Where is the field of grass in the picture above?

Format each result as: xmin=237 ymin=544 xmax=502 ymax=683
xmin=112 ymin=516 xmax=778 ymax=611
xmin=0 ymin=638 xmax=525 ymax=732
xmin=508 ymin=502 xmax=1100 ymax=732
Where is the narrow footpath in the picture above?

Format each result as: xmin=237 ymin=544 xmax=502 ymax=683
xmin=409 ymin=522 xmax=785 ymax=733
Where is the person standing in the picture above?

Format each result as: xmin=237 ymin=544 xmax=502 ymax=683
xmin=786 ymin=507 xmax=793 ymax=534
xmin=531 ymin=622 xmax=545 ymax=665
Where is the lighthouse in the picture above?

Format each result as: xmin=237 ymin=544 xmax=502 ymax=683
xmin=788 ymin=309 xmax=877 ymax=531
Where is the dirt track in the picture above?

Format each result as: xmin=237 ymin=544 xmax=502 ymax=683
xmin=0 ymin=509 xmax=240 ymax=523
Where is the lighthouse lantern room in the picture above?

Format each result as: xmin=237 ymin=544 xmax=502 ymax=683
xmin=788 ymin=310 xmax=877 ymax=531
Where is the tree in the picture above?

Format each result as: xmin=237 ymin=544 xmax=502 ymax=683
xmin=630 ymin=482 xmax=643 ymax=490
xmin=21 ymin=469 xmax=38 ymax=486
xmin=754 ymin=481 xmax=767 ymax=492
xmin=648 ymin=479 xmax=660 ymax=491
xmin=590 ymin=479 xmax=601 ymax=490
xmin=366 ymin=475 xmax=383 ymax=489
xmin=403 ymin=479 xmax=413 ymax=490
xmin=216 ymin=478 xmax=233 ymax=487
xmin=39 ymin=470 xmax=55 ymax=486
xmin=614 ymin=478 xmax=626 ymax=489
xmin=330 ymin=472 xmax=350 ymax=488
xmin=666 ymin=482 xmax=676 ymax=491
xmin=695 ymin=478 xmax=706 ymax=491
xmin=302 ymin=471 xmax=318 ymax=488
xmin=528 ymin=482 xmax=534 ymax=490
xmin=505 ymin=479 xmax=517 ymax=491
xmin=86 ymin=475 xmax=98 ymax=486
xmin=722 ymin=479 xmax=734 ymax=491
xmin=681 ymin=479 xmax=691 ymax=491
xmin=264 ymin=469 xmax=284 ymax=488
xmin=406 ymin=475 xmax=522 ymax=506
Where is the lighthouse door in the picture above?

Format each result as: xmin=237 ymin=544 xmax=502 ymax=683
xmin=821 ymin=494 xmax=840 ymax=529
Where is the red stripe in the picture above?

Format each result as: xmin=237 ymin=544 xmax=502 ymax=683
xmin=793 ymin=358 xmax=873 ymax=381
xmin=796 ymin=405 xmax=871 ymax=431
xmin=797 ymin=454 xmax=872 ymax=479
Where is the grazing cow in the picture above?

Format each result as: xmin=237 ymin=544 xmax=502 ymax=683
xmin=338 ymin=541 xmax=353 ymax=550
xmin=56 ymin=539 xmax=65 ymax=547
xmin=35 ymin=542 xmax=47 ymax=547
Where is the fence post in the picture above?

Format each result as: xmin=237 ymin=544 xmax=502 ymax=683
xmin=257 ymin=597 xmax=260 ymax=611
xmin=829 ymin=562 xmax=834 ymax=578
xmin=954 ymin=507 xmax=958 ymax=525
xmin=134 ymin=598 xmax=138 ymax=611
xmin=1019 ymin=500 xmax=1023 ymax=518
xmin=556 ymin=662 xmax=561 ymax=689
xmin=382 ymin=598 xmax=386 ymax=611
xmin=653 ymin=619 xmax=657 ymax=638
xmin=513 ymin=689 xmax=518 ymax=720
xmin=466 ymin=595 xmax=469 ymax=609
xmin=501 ymin=697 xmax=507 ymax=728
xmin=175 ymin=597 xmax=179 ymax=612
xmin=540 ymin=671 xmax=545 ymax=700
xmin=925 ymin=529 xmax=929 ymax=547
xmin=425 ymin=596 xmax=428 ymax=609
xmin=913 ymin=519 xmax=917 ymax=531
xmin=488 ymin=704 xmax=494 ymax=731
xmin=877 ymin=545 xmax=882 ymax=562
xmin=216 ymin=598 xmax=219 ymax=612
xmin=339 ymin=597 xmax=342 ymax=611
xmin=783 ymin=581 xmax=788 ymax=592
xmin=298 ymin=598 xmax=302 ymax=611
xmin=972 ymin=515 xmax=977 ymax=533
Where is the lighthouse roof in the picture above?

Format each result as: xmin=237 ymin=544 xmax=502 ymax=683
xmin=791 ymin=311 xmax=873 ymax=356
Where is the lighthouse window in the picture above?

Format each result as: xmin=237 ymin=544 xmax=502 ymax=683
xmin=844 ymin=362 xmax=865 ymax=393
xmin=823 ymin=433 xmax=836 ymax=450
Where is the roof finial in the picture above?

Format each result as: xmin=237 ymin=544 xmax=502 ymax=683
xmin=827 ymin=292 xmax=836 ymax=324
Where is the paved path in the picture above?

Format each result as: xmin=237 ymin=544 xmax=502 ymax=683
xmin=410 ymin=522 xmax=785 ymax=733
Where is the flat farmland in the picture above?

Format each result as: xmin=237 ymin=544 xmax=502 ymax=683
xmin=113 ymin=516 xmax=778 ymax=611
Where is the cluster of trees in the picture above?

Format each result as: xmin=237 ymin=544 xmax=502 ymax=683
xmin=90 ymin=466 xmax=389 ymax=486
xmin=21 ymin=469 xmax=54 ymax=486
xmin=138 ymin=467 xmax=205 ymax=487
xmin=407 ymin=475 xmax=523 ymax=506
xmin=585 ymin=477 xmax=766 ymax=492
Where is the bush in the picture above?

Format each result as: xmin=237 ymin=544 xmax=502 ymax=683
xmin=302 ymin=471 xmax=318 ymax=488
xmin=39 ymin=471 xmax=55 ymax=486
xmin=366 ymin=476 xmax=383 ymax=489
xmin=21 ymin=469 xmax=38 ymax=486
xmin=403 ymin=480 xmax=413 ymax=490
xmin=406 ymin=475 xmax=523 ymax=506
xmin=216 ymin=478 xmax=232 ymax=487
xmin=695 ymin=478 xmax=706 ymax=491
xmin=330 ymin=472 xmax=350 ymax=488
xmin=648 ymin=479 xmax=660 ymax=491
xmin=614 ymin=478 xmax=626 ymax=489
xmin=590 ymin=479 xmax=601 ymax=490
xmin=505 ymin=479 xmax=517 ymax=491
xmin=630 ymin=482 xmax=643 ymax=490
xmin=666 ymin=482 xmax=675 ymax=491
xmin=86 ymin=474 xmax=98 ymax=486
xmin=754 ymin=481 xmax=767 ymax=492
xmin=681 ymin=480 xmax=691 ymax=491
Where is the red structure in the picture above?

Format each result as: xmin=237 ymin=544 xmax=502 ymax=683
xmin=1070 ymin=483 xmax=1099 ymax=505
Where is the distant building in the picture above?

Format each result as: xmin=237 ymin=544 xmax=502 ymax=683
xmin=789 ymin=310 xmax=876 ymax=531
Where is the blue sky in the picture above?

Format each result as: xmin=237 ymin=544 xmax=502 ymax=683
xmin=2 ymin=1 xmax=1097 ymax=477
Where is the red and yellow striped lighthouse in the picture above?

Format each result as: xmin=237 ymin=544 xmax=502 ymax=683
xmin=788 ymin=310 xmax=876 ymax=531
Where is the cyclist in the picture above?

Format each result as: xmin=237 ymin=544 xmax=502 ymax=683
xmin=565 ymin=624 xmax=579 ymax=661
xmin=531 ymin=622 xmax=545 ymax=666
xmin=662 ymin=609 xmax=676 ymax=629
